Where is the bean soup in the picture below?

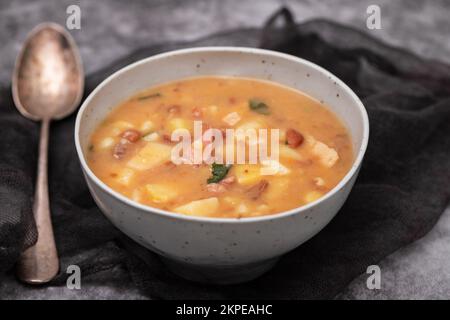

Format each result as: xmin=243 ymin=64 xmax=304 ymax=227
xmin=87 ymin=77 xmax=353 ymax=218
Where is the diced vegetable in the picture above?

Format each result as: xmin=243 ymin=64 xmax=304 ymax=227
xmin=222 ymin=112 xmax=241 ymax=126
xmin=262 ymin=177 xmax=289 ymax=201
xmin=313 ymin=177 xmax=325 ymax=187
xmin=308 ymin=136 xmax=339 ymax=167
xmin=234 ymin=164 xmax=262 ymax=185
xmin=140 ymin=121 xmax=155 ymax=133
xmin=279 ymin=144 xmax=303 ymax=161
xmin=222 ymin=196 xmax=239 ymax=207
xmin=236 ymin=203 xmax=249 ymax=214
xmin=260 ymin=160 xmax=290 ymax=175
xmin=304 ymin=190 xmax=323 ymax=203
xmin=99 ymin=137 xmax=115 ymax=149
xmin=116 ymin=168 xmax=135 ymax=186
xmin=174 ymin=197 xmax=219 ymax=216
xmin=144 ymin=184 xmax=178 ymax=203
xmin=249 ymin=99 xmax=270 ymax=115
xmin=167 ymin=118 xmax=193 ymax=133
xmin=127 ymin=142 xmax=172 ymax=170
xmin=207 ymin=163 xmax=232 ymax=184
xmin=142 ymin=132 xmax=160 ymax=142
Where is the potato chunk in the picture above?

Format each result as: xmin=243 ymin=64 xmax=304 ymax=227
xmin=307 ymin=136 xmax=339 ymax=167
xmin=115 ymin=168 xmax=135 ymax=186
xmin=313 ymin=177 xmax=325 ymax=187
xmin=236 ymin=203 xmax=249 ymax=214
xmin=167 ymin=118 xmax=193 ymax=134
xmin=279 ymin=144 xmax=303 ymax=161
xmin=260 ymin=160 xmax=290 ymax=175
xmin=99 ymin=137 xmax=115 ymax=149
xmin=174 ymin=197 xmax=219 ymax=216
xmin=142 ymin=132 xmax=160 ymax=142
xmin=145 ymin=184 xmax=178 ymax=203
xmin=263 ymin=177 xmax=289 ymax=201
xmin=304 ymin=190 xmax=323 ymax=203
xmin=127 ymin=142 xmax=172 ymax=170
xmin=234 ymin=164 xmax=262 ymax=185
xmin=140 ymin=120 xmax=155 ymax=133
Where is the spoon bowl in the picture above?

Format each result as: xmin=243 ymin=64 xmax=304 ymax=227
xmin=12 ymin=22 xmax=84 ymax=284
xmin=13 ymin=22 xmax=84 ymax=120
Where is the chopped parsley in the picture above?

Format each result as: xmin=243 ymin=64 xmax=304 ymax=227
xmin=249 ymin=99 xmax=270 ymax=115
xmin=137 ymin=93 xmax=162 ymax=100
xmin=207 ymin=163 xmax=232 ymax=184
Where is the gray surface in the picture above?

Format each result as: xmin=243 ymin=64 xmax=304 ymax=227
xmin=0 ymin=0 xmax=449 ymax=299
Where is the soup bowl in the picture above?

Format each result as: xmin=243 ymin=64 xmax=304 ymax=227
xmin=75 ymin=47 xmax=369 ymax=284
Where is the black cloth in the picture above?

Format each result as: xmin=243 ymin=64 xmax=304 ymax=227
xmin=1 ymin=9 xmax=449 ymax=299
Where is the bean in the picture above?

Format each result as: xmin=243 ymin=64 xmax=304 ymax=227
xmin=286 ymin=128 xmax=304 ymax=148
xmin=121 ymin=129 xmax=141 ymax=143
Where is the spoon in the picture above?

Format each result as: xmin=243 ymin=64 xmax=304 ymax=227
xmin=12 ymin=23 xmax=84 ymax=284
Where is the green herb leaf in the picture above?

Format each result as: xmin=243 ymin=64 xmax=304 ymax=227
xmin=207 ymin=163 xmax=232 ymax=184
xmin=137 ymin=93 xmax=162 ymax=100
xmin=249 ymin=99 xmax=270 ymax=115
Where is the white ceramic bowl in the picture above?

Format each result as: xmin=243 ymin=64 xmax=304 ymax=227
xmin=75 ymin=47 xmax=369 ymax=284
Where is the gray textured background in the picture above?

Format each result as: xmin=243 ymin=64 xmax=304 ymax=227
xmin=0 ymin=0 xmax=449 ymax=299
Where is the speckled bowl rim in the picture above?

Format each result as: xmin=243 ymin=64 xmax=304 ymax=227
xmin=74 ymin=47 xmax=369 ymax=224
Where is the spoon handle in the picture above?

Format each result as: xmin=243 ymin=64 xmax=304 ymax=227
xmin=16 ymin=119 xmax=59 ymax=284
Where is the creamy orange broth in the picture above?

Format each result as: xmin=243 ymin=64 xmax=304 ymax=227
xmin=87 ymin=77 xmax=353 ymax=218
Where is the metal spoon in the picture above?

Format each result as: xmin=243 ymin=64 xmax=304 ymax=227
xmin=12 ymin=23 xmax=84 ymax=284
